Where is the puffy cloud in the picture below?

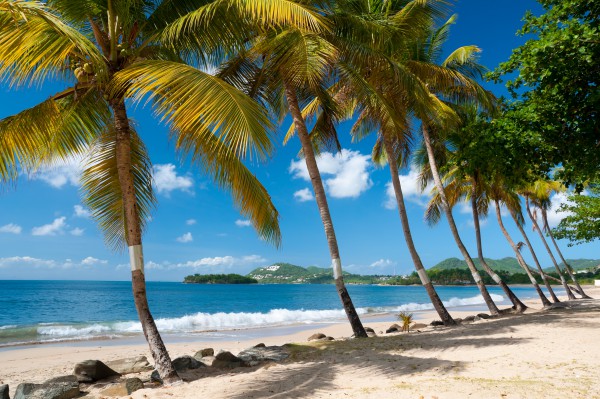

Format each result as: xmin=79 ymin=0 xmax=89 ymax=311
xmin=235 ymin=219 xmax=252 ymax=227
xmin=31 ymin=157 xmax=82 ymax=188
xmin=293 ymin=188 xmax=314 ymax=202
xmin=70 ymin=228 xmax=85 ymax=236
xmin=152 ymin=164 xmax=194 ymax=196
xmin=31 ymin=217 xmax=67 ymax=236
xmin=0 ymin=256 xmax=107 ymax=269
xmin=73 ymin=205 xmax=91 ymax=218
xmin=0 ymin=223 xmax=22 ymax=234
xmin=384 ymin=165 xmax=433 ymax=209
xmin=176 ymin=232 xmax=193 ymax=243
xmin=370 ymin=259 xmax=397 ymax=268
xmin=175 ymin=254 xmax=267 ymax=269
xmin=541 ymin=192 xmax=578 ymax=228
xmin=186 ymin=219 xmax=197 ymax=226
xmin=290 ymin=150 xmax=373 ymax=199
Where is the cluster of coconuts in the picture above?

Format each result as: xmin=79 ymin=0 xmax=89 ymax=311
xmin=73 ymin=62 xmax=94 ymax=83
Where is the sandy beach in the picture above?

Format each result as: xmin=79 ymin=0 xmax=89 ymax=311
xmin=1 ymin=287 xmax=599 ymax=399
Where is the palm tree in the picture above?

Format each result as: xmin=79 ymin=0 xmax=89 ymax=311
xmin=0 ymin=0 xmax=319 ymax=381
xmin=488 ymin=181 xmax=553 ymax=307
xmin=407 ymin=15 xmax=500 ymax=315
xmin=526 ymin=180 xmax=592 ymax=298
xmin=521 ymin=180 xmax=576 ymax=299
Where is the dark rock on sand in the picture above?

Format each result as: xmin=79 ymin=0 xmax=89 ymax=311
xmin=477 ymin=313 xmax=491 ymax=319
xmin=254 ymin=343 xmax=266 ymax=348
xmin=105 ymin=356 xmax=153 ymax=374
xmin=99 ymin=377 xmax=144 ymax=397
xmin=212 ymin=351 xmax=245 ymax=369
xmin=0 ymin=384 xmax=9 ymax=399
xmin=14 ymin=381 xmax=79 ymax=399
xmin=172 ymin=355 xmax=204 ymax=372
xmin=307 ymin=333 xmax=327 ymax=341
xmin=237 ymin=346 xmax=289 ymax=366
xmin=430 ymin=320 xmax=444 ymax=326
xmin=386 ymin=324 xmax=401 ymax=334
xmin=73 ymin=360 xmax=120 ymax=383
xmin=193 ymin=348 xmax=214 ymax=358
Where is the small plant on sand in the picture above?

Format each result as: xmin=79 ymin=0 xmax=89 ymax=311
xmin=397 ymin=312 xmax=414 ymax=332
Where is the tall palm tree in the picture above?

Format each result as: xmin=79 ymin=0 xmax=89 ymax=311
xmin=488 ymin=181 xmax=553 ymax=307
xmin=521 ymin=180 xmax=576 ymax=299
xmin=0 ymin=0 xmax=320 ymax=381
xmin=407 ymin=15 xmax=500 ymax=315
xmin=526 ymin=180 xmax=592 ymax=298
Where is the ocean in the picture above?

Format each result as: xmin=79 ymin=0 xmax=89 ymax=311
xmin=0 ymin=281 xmax=551 ymax=347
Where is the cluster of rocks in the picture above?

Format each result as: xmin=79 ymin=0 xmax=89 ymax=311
xmin=430 ymin=313 xmax=493 ymax=326
xmin=3 ymin=345 xmax=291 ymax=399
xmin=307 ymin=333 xmax=335 ymax=341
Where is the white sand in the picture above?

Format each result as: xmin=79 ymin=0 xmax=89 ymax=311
xmin=1 ymin=287 xmax=599 ymax=399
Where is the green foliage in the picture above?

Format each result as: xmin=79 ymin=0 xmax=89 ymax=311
xmin=247 ymin=262 xmax=388 ymax=284
xmin=553 ymin=185 xmax=600 ymax=245
xmin=183 ymin=274 xmax=258 ymax=284
xmin=430 ymin=257 xmax=524 ymax=274
xmin=493 ymin=0 xmax=600 ymax=185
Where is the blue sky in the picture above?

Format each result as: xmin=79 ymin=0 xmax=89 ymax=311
xmin=1 ymin=0 xmax=598 ymax=281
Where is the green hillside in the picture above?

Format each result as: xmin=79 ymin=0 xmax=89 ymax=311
xmin=430 ymin=257 xmax=524 ymax=274
xmin=247 ymin=262 xmax=389 ymax=284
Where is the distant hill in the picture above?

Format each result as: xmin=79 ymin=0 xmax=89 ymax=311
xmin=429 ymin=257 xmax=600 ymax=274
xmin=247 ymin=262 xmax=390 ymax=284
xmin=183 ymin=273 xmax=258 ymax=284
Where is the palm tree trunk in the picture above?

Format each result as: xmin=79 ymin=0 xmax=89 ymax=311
xmin=421 ymin=126 xmax=499 ymax=316
xmin=542 ymin=210 xmax=592 ymax=299
xmin=470 ymin=180 xmax=526 ymax=312
xmin=111 ymin=100 xmax=179 ymax=383
xmin=509 ymin=209 xmax=560 ymax=303
xmin=525 ymin=198 xmax=576 ymax=299
xmin=383 ymin=134 xmax=455 ymax=325
xmin=284 ymin=83 xmax=367 ymax=338
xmin=494 ymin=202 xmax=552 ymax=307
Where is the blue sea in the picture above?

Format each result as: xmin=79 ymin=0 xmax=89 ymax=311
xmin=0 ymin=281 xmax=550 ymax=347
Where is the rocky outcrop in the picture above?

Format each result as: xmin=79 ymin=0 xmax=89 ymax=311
xmin=430 ymin=320 xmax=444 ymax=326
xmin=237 ymin=346 xmax=289 ymax=366
xmin=14 ymin=381 xmax=79 ymax=399
xmin=73 ymin=360 xmax=120 ymax=383
xmin=0 ymin=384 xmax=9 ymax=399
xmin=172 ymin=356 xmax=204 ymax=372
xmin=307 ymin=333 xmax=326 ymax=341
xmin=43 ymin=376 xmax=78 ymax=385
xmin=99 ymin=378 xmax=144 ymax=397
xmin=386 ymin=324 xmax=401 ymax=334
xmin=105 ymin=356 xmax=153 ymax=374
xmin=212 ymin=351 xmax=245 ymax=369
xmin=193 ymin=348 xmax=214 ymax=358
xmin=477 ymin=313 xmax=491 ymax=319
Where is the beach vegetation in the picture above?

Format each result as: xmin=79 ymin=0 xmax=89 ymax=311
xmin=183 ymin=274 xmax=258 ymax=284
xmin=397 ymin=311 xmax=413 ymax=332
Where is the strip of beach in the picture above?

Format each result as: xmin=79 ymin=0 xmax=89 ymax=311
xmin=1 ymin=287 xmax=599 ymax=399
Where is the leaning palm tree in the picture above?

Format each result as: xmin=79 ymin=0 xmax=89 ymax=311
xmin=525 ymin=180 xmax=592 ymax=298
xmin=488 ymin=179 xmax=553 ymax=307
xmin=0 ymin=0 xmax=320 ymax=381
xmin=520 ymin=179 xmax=576 ymax=299
xmin=406 ymin=15 xmax=500 ymax=315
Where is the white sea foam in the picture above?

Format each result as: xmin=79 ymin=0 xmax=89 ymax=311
xmin=0 ymin=325 xmax=17 ymax=330
xmin=29 ymin=293 xmax=505 ymax=340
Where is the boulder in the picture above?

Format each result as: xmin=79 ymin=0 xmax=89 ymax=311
xmin=366 ymin=331 xmax=377 ymax=338
xmin=99 ymin=378 xmax=144 ymax=397
xmin=43 ymin=376 xmax=78 ymax=385
xmin=411 ymin=323 xmax=428 ymax=330
xmin=105 ymin=356 xmax=153 ymax=374
xmin=463 ymin=315 xmax=478 ymax=322
xmin=237 ymin=346 xmax=289 ymax=366
xmin=454 ymin=318 xmax=463 ymax=324
xmin=193 ymin=348 xmax=214 ymax=359
xmin=364 ymin=327 xmax=375 ymax=333
xmin=386 ymin=324 xmax=401 ymax=334
xmin=172 ymin=355 xmax=204 ymax=372
xmin=326 ymin=336 xmax=335 ymax=341
xmin=430 ymin=320 xmax=444 ymax=326
xmin=197 ymin=356 xmax=216 ymax=367
xmin=307 ymin=333 xmax=326 ymax=341
xmin=150 ymin=370 xmax=162 ymax=385
xmin=73 ymin=360 xmax=120 ymax=383
xmin=212 ymin=351 xmax=245 ymax=369
xmin=477 ymin=313 xmax=491 ymax=320
xmin=0 ymin=384 xmax=9 ymax=399
xmin=253 ymin=343 xmax=266 ymax=348
xmin=14 ymin=381 xmax=79 ymax=399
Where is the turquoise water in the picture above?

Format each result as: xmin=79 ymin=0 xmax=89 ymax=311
xmin=0 ymin=281 xmax=549 ymax=347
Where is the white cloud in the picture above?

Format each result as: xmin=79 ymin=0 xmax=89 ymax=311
xmin=70 ymin=228 xmax=85 ymax=236
xmin=31 ymin=217 xmax=67 ymax=236
xmin=0 ymin=223 xmax=22 ymax=234
xmin=176 ymin=232 xmax=193 ymax=243
xmin=0 ymin=256 xmax=107 ymax=269
xmin=175 ymin=254 xmax=267 ymax=269
xmin=74 ymin=205 xmax=91 ymax=218
xmin=289 ymin=150 xmax=373 ymax=199
xmin=31 ymin=157 xmax=82 ymax=188
xmin=384 ymin=165 xmax=433 ymax=209
xmin=536 ymin=191 xmax=583 ymax=228
xmin=294 ymin=188 xmax=314 ymax=202
xmin=186 ymin=219 xmax=197 ymax=226
xmin=152 ymin=164 xmax=194 ymax=196
xmin=370 ymin=259 xmax=397 ymax=268
xmin=235 ymin=219 xmax=252 ymax=227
